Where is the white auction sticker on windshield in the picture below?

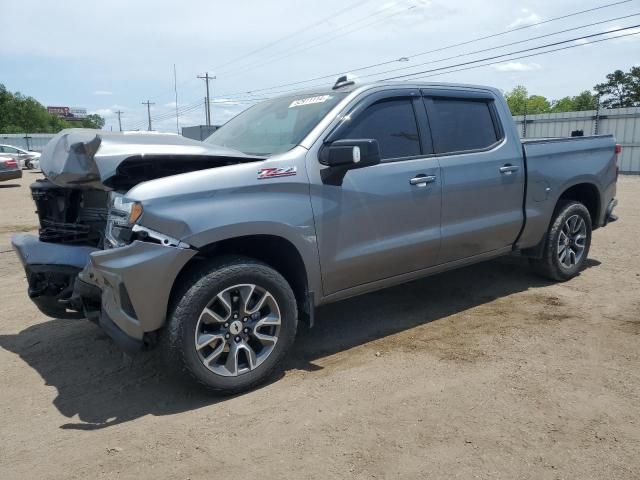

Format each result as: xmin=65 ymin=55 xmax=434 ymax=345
xmin=289 ymin=95 xmax=332 ymax=108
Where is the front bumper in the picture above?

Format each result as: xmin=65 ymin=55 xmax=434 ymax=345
xmin=79 ymin=240 xmax=196 ymax=340
xmin=12 ymin=234 xmax=196 ymax=350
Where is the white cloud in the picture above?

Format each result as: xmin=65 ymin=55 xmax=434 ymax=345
xmin=507 ymin=8 xmax=541 ymax=29
xmin=493 ymin=62 xmax=542 ymax=72
xmin=92 ymin=104 xmax=127 ymax=117
xmin=93 ymin=90 xmax=113 ymax=96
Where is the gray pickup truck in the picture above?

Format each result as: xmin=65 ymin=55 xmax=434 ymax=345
xmin=12 ymin=80 xmax=620 ymax=394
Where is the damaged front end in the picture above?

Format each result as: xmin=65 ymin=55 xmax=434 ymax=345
xmin=12 ymin=128 xmax=263 ymax=351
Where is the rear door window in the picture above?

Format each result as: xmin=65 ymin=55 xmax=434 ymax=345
xmin=427 ymin=98 xmax=500 ymax=154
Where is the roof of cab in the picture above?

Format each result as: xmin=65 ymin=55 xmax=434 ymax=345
xmin=275 ymin=80 xmax=502 ymax=99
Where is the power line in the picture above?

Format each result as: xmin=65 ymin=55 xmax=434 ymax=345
xmin=381 ymin=23 xmax=640 ymax=81
xmin=400 ymin=29 xmax=640 ymax=81
xmin=139 ymin=0 xmax=375 ymax=105
xmin=211 ymin=0 xmax=374 ymax=72
xmin=351 ymin=13 xmax=640 ymax=81
xmin=216 ymin=1 xmax=418 ymax=78
xmin=214 ymin=0 xmax=634 ymax=98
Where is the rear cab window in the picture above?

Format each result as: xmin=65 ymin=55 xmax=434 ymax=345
xmin=424 ymin=93 xmax=503 ymax=155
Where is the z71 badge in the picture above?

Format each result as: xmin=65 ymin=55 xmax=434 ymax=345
xmin=257 ymin=167 xmax=297 ymax=179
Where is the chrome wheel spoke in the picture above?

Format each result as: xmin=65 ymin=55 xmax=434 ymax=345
xmin=216 ymin=291 xmax=232 ymax=313
xmin=559 ymin=247 xmax=568 ymax=264
xmin=203 ymin=340 xmax=226 ymax=364
xmin=199 ymin=307 xmax=229 ymax=324
xmin=238 ymin=284 xmax=256 ymax=316
xmin=246 ymin=290 xmax=272 ymax=315
xmin=223 ymin=342 xmax=241 ymax=376
xmin=572 ymin=217 xmax=584 ymax=234
xmin=196 ymin=333 xmax=225 ymax=351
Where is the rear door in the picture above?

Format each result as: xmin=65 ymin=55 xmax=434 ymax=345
xmin=309 ymin=89 xmax=442 ymax=295
xmin=422 ymin=89 xmax=525 ymax=263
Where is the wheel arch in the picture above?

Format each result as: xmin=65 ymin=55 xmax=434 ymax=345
xmin=555 ymin=181 xmax=601 ymax=228
xmin=171 ymin=234 xmax=314 ymax=318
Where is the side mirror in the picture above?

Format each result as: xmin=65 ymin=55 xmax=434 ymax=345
xmin=319 ymin=139 xmax=380 ymax=169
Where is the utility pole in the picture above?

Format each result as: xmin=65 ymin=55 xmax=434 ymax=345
xmin=197 ymin=72 xmax=215 ymax=126
xmin=204 ymin=97 xmax=208 ymax=125
xmin=173 ymin=64 xmax=180 ymax=134
xmin=115 ymin=110 xmax=124 ymax=132
xmin=141 ymin=100 xmax=155 ymax=131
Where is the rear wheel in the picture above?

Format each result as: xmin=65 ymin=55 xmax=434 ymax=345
xmin=530 ymin=200 xmax=592 ymax=281
xmin=162 ymin=256 xmax=298 ymax=394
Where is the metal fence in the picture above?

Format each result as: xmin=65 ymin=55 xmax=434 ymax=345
xmin=513 ymin=106 xmax=640 ymax=173
xmin=0 ymin=133 xmax=55 ymax=152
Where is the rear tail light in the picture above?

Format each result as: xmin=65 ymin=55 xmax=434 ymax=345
xmin=3 ymin=159 xmax=18 ymax=168
xmin=615 ymin=144 xmax=622 ymax=154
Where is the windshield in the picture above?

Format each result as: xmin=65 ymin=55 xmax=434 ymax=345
xmin=205 ymin=92 xmax=347 ymax=155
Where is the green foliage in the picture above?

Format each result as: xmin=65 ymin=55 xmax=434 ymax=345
xmin=550 ymin=91 xmax=598 ymax=113
xmin=504 ymin=86 xmax=551 ymax=115
xmin=0 ymin=84 xmax=105 ymax=133
xmin=593 ymin=67 xmax=640 ymax=108
xmin=505 ymin=67 xmax=640 ymax=116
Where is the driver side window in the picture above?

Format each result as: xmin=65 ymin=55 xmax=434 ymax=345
xmin=339 ymin=98 xmax=421 ymax=160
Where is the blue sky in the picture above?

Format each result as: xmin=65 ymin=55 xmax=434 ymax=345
xmin=1 ymin=0 xmax=639 ymax=132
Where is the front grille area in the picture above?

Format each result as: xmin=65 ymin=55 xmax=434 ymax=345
xmin=31 ymin=179 xmax=109 ymax=247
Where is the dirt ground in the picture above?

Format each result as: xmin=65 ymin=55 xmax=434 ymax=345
xmin=0 ymin=172 xmax=639 ymax=480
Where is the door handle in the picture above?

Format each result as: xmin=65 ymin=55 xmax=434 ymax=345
xmin=499 ymin=165 xmax=520 ymax=174
xmin=409 ymin=174 xmax=437 ymax=187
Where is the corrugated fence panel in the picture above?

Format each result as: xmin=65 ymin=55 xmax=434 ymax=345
xmin=514 ymin=107 xmax=640 ymax=173
xmin=0 ymin=133 xmax=55 ymax=152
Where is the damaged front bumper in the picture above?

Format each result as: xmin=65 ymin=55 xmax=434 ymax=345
xmin=12 ymin=234 xmax=196 ymax=352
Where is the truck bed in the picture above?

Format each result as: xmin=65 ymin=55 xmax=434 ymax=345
xmin=517 ymin=134 xmax=618 ymax=249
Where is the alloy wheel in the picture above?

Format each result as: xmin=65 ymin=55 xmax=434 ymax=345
xmin=557 ymin=214 xmax=587 ymax=268
xmin=194 ymin=284 xmax=281 ymax=377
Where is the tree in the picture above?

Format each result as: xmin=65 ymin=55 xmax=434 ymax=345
xmin=0 ymin=84 xmax=105 ymax=133
xmin=594 ymin=69 xmax=634 ymax=108
xmin=550 ymin=91 xmax=598 ymax=113
xmin=573 ymin=91 xmax=599 ymax=111
xmin=504 ymin=86 xmax=551 ymax=115
xmin=82 ymin=114 xmax=105 ymax=129
xmin=628 ymin=66 xmax=640 ymax=104
xmin=504 ymin=85 xmax=528 ymax=115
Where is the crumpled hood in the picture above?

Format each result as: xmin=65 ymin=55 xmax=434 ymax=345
xmin=40 ymin=128 xmax=263 ymax=190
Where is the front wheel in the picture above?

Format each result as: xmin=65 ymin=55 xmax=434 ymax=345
xmin=530 ymin=200 xmax=592 ymax=281
xmin=162 ymin=256 xmax=298 ymax=394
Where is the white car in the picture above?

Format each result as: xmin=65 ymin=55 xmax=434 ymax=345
xmin=0 ymin=144 xmax=41 ymax=169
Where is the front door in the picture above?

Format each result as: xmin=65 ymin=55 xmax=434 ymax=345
xmin=308 ymin=90 xmax=442 ymax=295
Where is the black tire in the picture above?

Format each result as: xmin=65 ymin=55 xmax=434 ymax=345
xmin=530 ymin=200 xmax=592 ymax=281
xmin=162 ymin=256 xmax=298 ymax=394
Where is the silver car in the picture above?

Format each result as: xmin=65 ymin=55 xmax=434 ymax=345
xmin=0 ymin=144 xmax=41 ymax=169
xmin=0 ymin=156 xmax=22 ymax=182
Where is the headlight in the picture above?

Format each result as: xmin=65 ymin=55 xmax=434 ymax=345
xmin=110 ymin=193 xmax=144 ymax=226
xmin=106 ymin=193 xmax=143 ymax=247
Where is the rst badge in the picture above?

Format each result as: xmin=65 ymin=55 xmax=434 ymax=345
xmin=257 ymin=167 xmax=297 ymax=180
